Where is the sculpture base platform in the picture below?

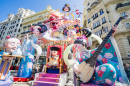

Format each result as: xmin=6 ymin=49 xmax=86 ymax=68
xmin=13 ymin=76 xmax=34 ymax=82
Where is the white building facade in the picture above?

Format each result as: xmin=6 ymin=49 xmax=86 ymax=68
xmin=82 ymin=0 xmax=130 ymax=63
xmin=0 ymin=8 xmax=35 ymax=51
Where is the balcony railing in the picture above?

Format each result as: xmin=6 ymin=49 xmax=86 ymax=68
xmin=23 ymin=26 xmax=27 ymax=28
xmin=116 ymin=2 xmax=130 ymax=10
xmin=21 ymin=32 xmax=25 ymax=34
xmin=87 ymin=8 xmax=91 ymax=12
xmin=91 ymin=1 xmax=98 ymax=8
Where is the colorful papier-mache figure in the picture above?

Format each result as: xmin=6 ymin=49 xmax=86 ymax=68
xmin=47 ymin=47 xmax=60 ymax=67
xmin=0 ymin=37 xmax=22 ymax=86
xmin=62 ymin=4 xmax=71 ymax=21
xmin=17 ymin=26 xmax=42 ymax=78
xmin=73 ymin=18 xmax=82 ymax=36
xmin=73 ymin=27 xmax=129 ymax=85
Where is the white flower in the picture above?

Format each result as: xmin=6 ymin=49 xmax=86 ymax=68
xmin=101 ymin=66 xmax=106 ymax=72
xmin=97 ymin=55 xmax=102 ymax=61
xmin=82 ymin=56 xmax=85 ymax=59
xmin=95 ymin=66 xmax=99 ymax=72
xmin=104 ymin=53 xmax=113 ymax=59
xmin=113 ymin=73 xmax=116 ymax=78
xmin=119 ymin=77 xmax=123 ymax=82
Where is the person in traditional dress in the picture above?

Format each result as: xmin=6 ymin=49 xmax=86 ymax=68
xmin=73 ymin=26 xmax=129 ymax=85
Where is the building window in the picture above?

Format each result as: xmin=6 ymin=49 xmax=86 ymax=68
xmin=18 ymin=29 xmax=20 ymax=32
xmin=92 ymin=13 xmax=98 ymax=20
xmin=127 ymin=36 xmax=130 ymax=45
xmin=3 ymin=26 xmax=5 ymax=29
xmin=102 ymin=17 xmax=106 ymax=24
xmin=16 ymin=24 xmax=18 ymax=27
xmin=103 ymin=26 xmax=109 ymax=33
xmin=20 ymin=24 xmax=22 ymax=27
xmin=18 ymin=19 xmax=20 ymax=22
xmin=14 ymin=29 xmax=17 ymax=32
xmin=98 ymin=29 xmax=102 ymax=35
xmin=121 ymin=12 xmax=127 ymax=17
xmin=95 ymin=32 xmax=98 ymax=35
xmin=93 ymin=20 xmax=100 ymax=29
xmin=88 ymin=18 xmax=91 ymax=24
xmin=125 ymin=22 xmax=130 ymax=27
xmin=87 ymin=2 xmax=90 ymax=6
xmin=17 ymin=34 xmax=19 ymax=37
xmin=1 ymin=37 xmax=3 ymax=40
xmin=100 ymin=9 xmax=104 ymax=15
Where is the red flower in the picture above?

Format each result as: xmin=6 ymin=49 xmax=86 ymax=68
xmin=114 ymin=52 xmax=117 ymax=57
xmin=105 ymin=43 xmax=111 ymax=49
xmin=91 ymin=50 xmax=95 ymax=54
xmin=79 ymin=58 xmax=83 ymax=62
xmin=102 ymin=58 xmax=108 ymax=64
xmin=110 ymin=70 xmax=113 ymax=72
xmin=98 ymin=70 xmax=104 ymax=77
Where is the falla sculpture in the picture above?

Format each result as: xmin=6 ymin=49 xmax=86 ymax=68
xmin=2 ymin=4 xmax=129 ymax=86
xmin=0 ymin=36 xmax=22 ymax=85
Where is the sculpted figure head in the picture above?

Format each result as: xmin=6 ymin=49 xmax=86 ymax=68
xmin=4 ymin=37 xmax=20 ymax=52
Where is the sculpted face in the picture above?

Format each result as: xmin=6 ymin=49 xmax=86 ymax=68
xmin=33 ymin=28 xmax=40 ymax=36
xmin=74 ymin=44 xmax=84 ymax=53
xmin=67 ymin=30 xmax=75 ymax=37
xmin=73 ymin=18 xmax=81 ymax=26
xmin=4 ymin=38 xmax=20 ymax=52
xmin=64 ymin=7 xmax=69 ymax=12
xmin=49 ymin=13 xmax=62 ymax=30
xmin=51 ymin=50 xmax=58 ymax=56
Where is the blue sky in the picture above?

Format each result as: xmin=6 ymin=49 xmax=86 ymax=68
xmin=0 ymin=0 xmax=85 ymax=24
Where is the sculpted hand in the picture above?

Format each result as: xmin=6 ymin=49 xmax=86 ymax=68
xmin=112 ymin=26 xmax=117 ymax=37
xmin=73 ymin=63 xmax=81 ymax=74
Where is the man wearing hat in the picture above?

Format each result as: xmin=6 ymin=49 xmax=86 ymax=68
xmin=47 ymin=47 xmax=60 ymax=67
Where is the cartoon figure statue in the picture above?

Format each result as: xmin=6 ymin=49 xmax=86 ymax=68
xmin=17 ymin=26 xmax=42 ymax=78
xmin=73 ymin=18 xmax=82 ymax=36
xmin=0 ymin=37 xmax=22 ymax=86
xmin=47 ymin=47 xmax=60 ymax=67
xmin=62 ymin=4 xmax=71 ymax=20
xmin=75 ymin=9 xmax=82 ymax=18
xmin=72 ymin=27 xmax=129 ymax=85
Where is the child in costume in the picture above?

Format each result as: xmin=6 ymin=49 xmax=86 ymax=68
xmin=47 ymin=47 xmax=60 ymax=67
xmin=17 ymin=26 xmax=42 ymax=78
xmin=0 ymin=37 xmax=22 ymax=86
xmin=73 ymin=27 xmax=129 ymax=85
